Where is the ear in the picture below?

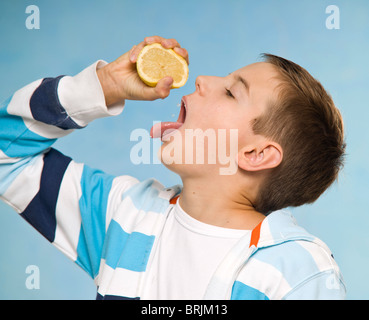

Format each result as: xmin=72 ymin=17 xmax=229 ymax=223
xmin=237 ymin=142 xmax=283 ymax=172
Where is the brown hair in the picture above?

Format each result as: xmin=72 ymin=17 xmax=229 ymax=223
xmin=252 ymin=54 xmax=345 ymax=215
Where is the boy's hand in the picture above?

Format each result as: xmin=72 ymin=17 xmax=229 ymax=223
xmin=97 ymin=36 xmax=189 ymax=106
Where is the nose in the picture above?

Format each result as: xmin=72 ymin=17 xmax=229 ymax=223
xmin=195 ymin=75 xmax=209 ymax=96
xmin=195 ymin=75 xmax=221 ymax=96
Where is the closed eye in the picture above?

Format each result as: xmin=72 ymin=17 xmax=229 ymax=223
xmin=225 ymin=88 xmax=234 ymax=98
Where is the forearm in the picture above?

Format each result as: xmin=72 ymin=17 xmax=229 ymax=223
xmin=0 ymin=61 xmax=126 ymax=271
xmin=0 ymin=60 xmax=125 ymax=215
xmin=0 ymin=60 xmax=124 ymax=162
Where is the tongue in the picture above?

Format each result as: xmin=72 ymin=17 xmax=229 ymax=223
xmin=150 ymin=121 xmax=183 ymax=139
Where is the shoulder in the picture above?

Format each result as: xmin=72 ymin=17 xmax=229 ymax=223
xmin=234 ymin=210 xmax=346 ymax=299
xmin=235 ymin=236 xmax=346 ymax=300
xmin=107 ymin=177 xmax=181 ymax=230
xmin=118 ymin=177 xmax=181 ymax=212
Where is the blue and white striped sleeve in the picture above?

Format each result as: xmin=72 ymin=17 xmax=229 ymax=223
xmin=282 ymin=270 xmax=346 ymax=300
xmin=0 ymin=61 xmax=138 ymax=279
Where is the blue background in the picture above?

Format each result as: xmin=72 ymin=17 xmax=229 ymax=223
xmin=0 ymin=0 xmax=368 ymax=299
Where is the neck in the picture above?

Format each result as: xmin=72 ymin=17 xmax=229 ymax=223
xmin=178 ymin=175 xmax=265 ymax=230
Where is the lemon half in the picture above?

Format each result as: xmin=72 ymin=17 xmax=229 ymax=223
xmin=136 ymin=43 xmax=189 ymax=88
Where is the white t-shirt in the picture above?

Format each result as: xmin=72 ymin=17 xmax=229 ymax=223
xmin=141 ymin=200 xmax=250 ymax=300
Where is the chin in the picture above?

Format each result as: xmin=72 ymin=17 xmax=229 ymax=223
xmin=158 ymin=147 xmax=226 ymax=180
xmin=158 ymin=141 xmax=185 ymax=174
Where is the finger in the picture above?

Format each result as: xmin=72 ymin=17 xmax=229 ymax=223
xmin=137 ymin=76 xmax=173 ymax=101
xmin=130 ymin=36 xmax=165 ymax=63
xmin=144 ymin=35 xmax=164 ymax=45
xmin=128 ymin=45 xmax=137 ymax=62
xmin=155 ymin=76 xmax=174 ymax=99
xmin=130 ymin=36 xmax=188 ymax=64
xmin=159 ymin=39 xmax=189 ymax=65
xmin=161 ymin=38 xmax=180 ymax=49
xmin=139 ymin=77 xmax=173 ymax=100
xmin=174 ymin=47 xmax=189 ymax=65
xmin=145 ymin=36 xmax=181 ymax=49
xmin=130 ymin=42 xmax=146 ymax=63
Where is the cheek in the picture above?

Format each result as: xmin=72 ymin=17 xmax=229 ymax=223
xmin=188 ymin=102 xmax=226 ymax=128
xmin=158 ymin=124 xmax=240 ymax=176
xmin=216 ymin=111 xmax=254 ymax=148
xmin=237 ymin=124 xmax=255 ymax=149
xmin=159 ymin=101 xmax=250 ymax=167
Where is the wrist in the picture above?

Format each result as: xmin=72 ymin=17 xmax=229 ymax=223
xmin=97 ymin=63 xmax=124 ymax=107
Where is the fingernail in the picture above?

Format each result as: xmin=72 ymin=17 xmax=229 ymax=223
xmin=129 ymin=46 xmax=137 ymax=62
xmin=162 ymin=40 xmax=171 ymax=47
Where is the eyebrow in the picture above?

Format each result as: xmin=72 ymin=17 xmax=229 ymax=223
xmin=235 ymin=75 xmax=250 ymax=95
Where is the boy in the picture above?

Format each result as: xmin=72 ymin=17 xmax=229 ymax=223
xmin=0 ymin=36 xmax=346 ymax=299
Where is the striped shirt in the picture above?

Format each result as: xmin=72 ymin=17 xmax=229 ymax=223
xmin=0 ymin=61 xmax=346 ymax=299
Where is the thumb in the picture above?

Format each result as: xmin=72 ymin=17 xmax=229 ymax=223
xmin=153 ymin=76 xmax=174 ymax=99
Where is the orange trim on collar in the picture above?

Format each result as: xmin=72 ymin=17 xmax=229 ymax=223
xmin=249 ymin=221 xmax=263 ymax=248
xmin=170 ymin=195 xmax=179 ymax=205
xmin=169 ymin=195 xmax=263 ymax=247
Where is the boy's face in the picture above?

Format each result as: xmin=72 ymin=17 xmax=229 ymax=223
xmin=158 ymin=62 xmax=281 ymax=177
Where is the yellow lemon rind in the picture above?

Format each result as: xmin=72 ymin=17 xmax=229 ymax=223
xmin=136 ymin=43 xmax=189 ymax=89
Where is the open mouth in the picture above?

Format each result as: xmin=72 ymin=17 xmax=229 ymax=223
xmin=150 ymin=97 xmax=187 ymax=141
